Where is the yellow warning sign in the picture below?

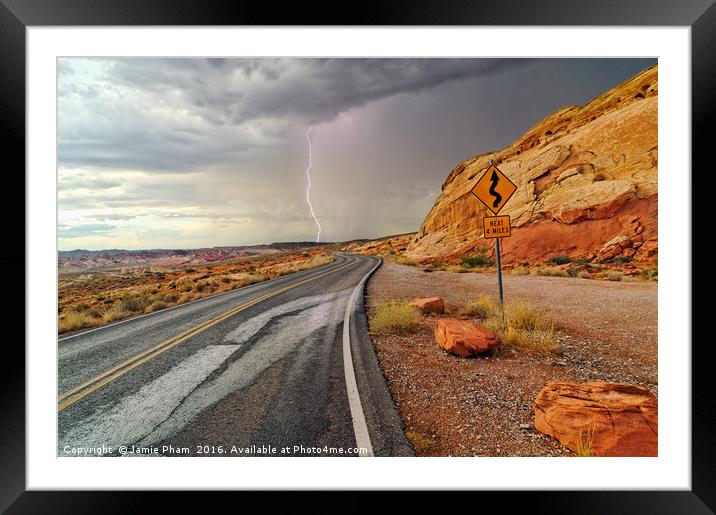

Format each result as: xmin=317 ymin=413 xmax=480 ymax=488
xmin=483 ymin=215 xmax=511 ymax=239
xmin=471 ymin=163 xmax=517 ymax=215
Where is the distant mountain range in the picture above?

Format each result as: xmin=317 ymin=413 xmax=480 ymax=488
xmin=58 ymin=242 xmax=331 ymax=272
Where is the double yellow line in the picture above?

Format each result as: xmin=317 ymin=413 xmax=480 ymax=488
xmin=58 ymin=258 xmax=356 ymax=412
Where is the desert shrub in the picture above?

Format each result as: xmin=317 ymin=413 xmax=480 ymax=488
xmin=428 ymin=261 xmax=447 ymax=271
xmin=280 ymin=254 xmax=334 ymax=275
xmin=445 ymin=265 xmax=466 ymax=272
xmin=405 ymin=430 xmax=436 ymax=454
xmin=641 ymin=268 xmax=658 ymax=281
xmin=394 ymin=255 xmax=418 ymax=266
xmin=86 ymin=308 xmax=101 ymax=319
xmin=566 ymin=268 xmax=580 ymax=278
xmin=179 ymin=292 xmax=195 ymax=303
xmin=95 ymin=294 xmax=106 ymax=301
xmin=102 ymin=305 xmax=126 ymax=323
xmin=577 ymin=271 xmax=593 ymax=279
xmin=547 ymin=255 xmax=573 ymax=265
xmin=483 ymin=298 xmax=560 ymax=356
xmin=573 ymin=258 xmax=591 ymax=266
xmin=531 ymin=267 xmax=568 ymax=277
xmin=221 ymin=276 xmax=232 ymax=284
xmin=58 ymin=311 xmax=92 ymax=332
xmin=74 ymin=302 xmax=89 ymax=312
xmin=194 ymin=281 xmax=208 ymax=292
xmin=511 ymin=266 xmax=530 ymax=276
xmin=369 ymin=299 xmax=419 ymax=335
xmin=169 ymin=281 xmax=177 ymax=289
xmin=181 ymin=283 xmax=193 ymax=292
xmin=605 ymin=271 xmax=623 ymax=281
xmin=146 ymin=300 xmax=167 ymax=313
xmin=120 ymin=294 xmax=150 ymax=313
xmin=460 ymin=254 xmax=494 ymax=268
xmin=600 ymin=256 xmax=632 ymax=265
xmin=164 ymin=293 xmax=179 ymax=303
xmin=464 ymin=295 xmax=497 ymax=319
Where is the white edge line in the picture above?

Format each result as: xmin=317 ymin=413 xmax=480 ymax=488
xmin=57 ymin=254 xmax=346 ymax=342
xmin=342 ymin=256 xmax=382 ymax=457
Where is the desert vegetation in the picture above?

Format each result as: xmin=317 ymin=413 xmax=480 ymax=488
xmin=58 ymin=250 xmax=334 ymax=334
xmin=466 ymin=296 xmax=560 ymax=356
xmin=368 ymin=299 xmax=420 ymax=335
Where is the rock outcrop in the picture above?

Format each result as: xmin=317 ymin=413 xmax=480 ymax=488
xmin=410 ymin=297 xmax=445 ymax=314
xmin=406 ymin=65 xmax=658 ymax=266
xmin=434 ymin=319 xmax=500 ymax=357
xmin=534 ymin=381 xmax=658 ymax=457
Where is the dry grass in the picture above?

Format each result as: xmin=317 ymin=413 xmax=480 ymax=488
xmin=369 ymin=299 xmax=419 ymax=335
xmin=392 ymin=255 xmax=418 ymax=266
xmin=595 ymin=270 xmax=623 ymax=281
xmin=146 ymin=300 xmax=167 ymax=313
xmin=575 ymin=426 xmax=596 ymax=457
xmin=463 ymin=295 xmax=498 ymax=319
xmin=474 ymin=298 xmax=560 ymax=356
xmin=282 ymin=254 xmax=333 ymax=274
xmin=405 ymin=430 xmax=437 ymax=454
xmin=510 ymin=265 xmax=530 ymax=276
xmin=58 ymin=310 xmax=93 ymax=332
xmin=531 ymin=266 xmax=569 ymax=277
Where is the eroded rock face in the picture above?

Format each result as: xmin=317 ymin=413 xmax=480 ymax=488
xmin=434 ymin=319 xmax=500 ymax=357
xmin=534 ymin=381 xmax=658 ymax=457
xmin=406 ymin=65 xmax=658 ymax=266
xmin=410 ymin=297 xmax=445 ymax=314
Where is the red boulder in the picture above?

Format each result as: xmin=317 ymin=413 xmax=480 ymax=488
xmin=434 ymin=319 xmax=500 ymax=357
xmin=410 ymin=297 xmax=445 ymax=314
xmin=534 ymin=381 xmax=658 ymax=457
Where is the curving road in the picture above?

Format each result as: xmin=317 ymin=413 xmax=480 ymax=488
xmin=57 ymin=253 xmax=412 ymax=457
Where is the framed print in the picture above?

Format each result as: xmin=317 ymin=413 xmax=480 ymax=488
xmin=4 ymin=0 xmax=715 ymax=511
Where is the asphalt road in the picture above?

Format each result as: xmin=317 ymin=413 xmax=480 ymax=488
xmin=57 ymin=253 xmax=413 ymax=457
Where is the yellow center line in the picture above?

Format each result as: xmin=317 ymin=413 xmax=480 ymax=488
xmin=58 ymin=258 xmax=356 ymax=412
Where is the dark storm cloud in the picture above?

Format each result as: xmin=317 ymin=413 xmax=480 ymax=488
xmin=58 ymin=58 xmax=535 ymax=172
xmin=106 ymin=58 xmax=535 ymax=125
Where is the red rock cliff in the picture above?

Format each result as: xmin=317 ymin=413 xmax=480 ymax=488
xmin=406 ymin=65 xmax=658 ymax=266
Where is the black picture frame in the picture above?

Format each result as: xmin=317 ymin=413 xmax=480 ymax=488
xmin=4 ymin=0 xmax=714 ymax=512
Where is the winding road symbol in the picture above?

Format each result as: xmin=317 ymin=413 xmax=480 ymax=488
xmin=488 ymin=170 xmax=502 ymax=208
xmin=470 ymin=162 xmax=517 ymax=215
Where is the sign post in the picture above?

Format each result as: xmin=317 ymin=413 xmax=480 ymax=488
xmin=495 ymin=238 xmax=504 ymax=307
xmin=470 ymin=160 xmax=517 ymax=309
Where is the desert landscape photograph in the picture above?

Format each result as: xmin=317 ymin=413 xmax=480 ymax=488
xmin=58 ymin=57 xmax=658 ymax=458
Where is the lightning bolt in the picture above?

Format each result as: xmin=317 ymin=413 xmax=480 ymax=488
xmin=305 ymin=126 xmax=322 ymax=242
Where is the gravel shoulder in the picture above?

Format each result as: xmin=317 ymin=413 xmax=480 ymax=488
xmin=365 ymin=261 xmax=657 ymax=457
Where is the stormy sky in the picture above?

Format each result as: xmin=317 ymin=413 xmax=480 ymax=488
xmin=58 ymin=58 xmax=656 ymax=250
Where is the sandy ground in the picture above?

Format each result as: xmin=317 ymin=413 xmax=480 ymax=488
xmin=365 ymin=261 xmax=657 ymax=456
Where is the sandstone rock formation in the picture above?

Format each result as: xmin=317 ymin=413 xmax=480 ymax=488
xmin=410 ymin=297 xmax=445 ymax=314
xmin=534 ymin=381 xmax=658 ymax=457
xmin=434 ymin=319 xmax=500 ymax=357
xmin=407 ymin=65 xmax=658 ymax=266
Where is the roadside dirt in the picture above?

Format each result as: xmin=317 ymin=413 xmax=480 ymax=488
xmin=365 ymin=261 xmax=657 ymax=457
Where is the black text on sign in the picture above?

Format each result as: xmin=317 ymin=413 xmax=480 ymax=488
xmin=483 ymin=215 xmax=511 ymax=239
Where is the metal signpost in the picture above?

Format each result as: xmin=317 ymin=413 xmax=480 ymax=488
xmin=470 ymin=161 xmax=517 ymax=307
